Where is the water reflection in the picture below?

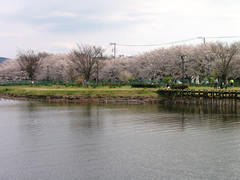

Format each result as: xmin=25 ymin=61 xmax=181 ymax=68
xmin=163 ymin=103 xmax=238 ymax=114
xmin=0 ymin=99 xmax=240 ymax=179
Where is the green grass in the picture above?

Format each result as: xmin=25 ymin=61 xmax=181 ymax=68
xmin=0 ymin=85 xmax=159 ymax=98
xmin=188 ymin=86 xmax=240 ymax=91
xmin=1 ymin=85 xmax=239 ymax=99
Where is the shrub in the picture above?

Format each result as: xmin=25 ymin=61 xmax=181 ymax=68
xmin=74 ymin=77 xmax=84 ymax=86
xmin=163 ymin=76 xmax=172 ymax=84
xmin=118 ymin=70 xmax=132 ymax=84
xmin=171 ymin=84 xmax=188 ymax=89
xmin=63 ymin=82 xmax=73 ymax=87
xmin=131 ymin=83 xmax=159 ymax=88
xmin=102 ymin=82 xmax=119 ymax=87
xmin=128 ymin=77 xmax=135 ymax=84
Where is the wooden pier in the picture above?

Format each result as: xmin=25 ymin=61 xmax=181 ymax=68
xmin=158 ymin=89 xmax=240 ymax=107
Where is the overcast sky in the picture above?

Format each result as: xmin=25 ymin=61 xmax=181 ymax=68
xmin=1 ymin=0 xmax=240 ymax=58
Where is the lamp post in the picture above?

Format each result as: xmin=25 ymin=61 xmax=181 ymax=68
xmin=96 ymin=60 xmax=99 ymax=85
xmin=180 ymin=55 xmax=187 ymax=84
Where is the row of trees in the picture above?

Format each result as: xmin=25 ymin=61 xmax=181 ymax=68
xmin=0 ymin=42 xmax=240 ymax=83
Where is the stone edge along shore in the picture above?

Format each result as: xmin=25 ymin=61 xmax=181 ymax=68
xmin=0 ymin=94 xmax=165 ymax=105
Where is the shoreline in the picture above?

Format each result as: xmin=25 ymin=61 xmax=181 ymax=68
xmin=0 ymin=94 xmax=165 ymax=105
xmin=1 ymin=93 xmax=240 ymax=108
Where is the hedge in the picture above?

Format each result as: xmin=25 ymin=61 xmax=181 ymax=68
xmin=171 ymin=84 xmax=188 ymax=89
xmin=131 ymin=83 xmax=159 ymax=88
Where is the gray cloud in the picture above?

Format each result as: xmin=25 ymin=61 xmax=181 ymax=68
xmin=1 ymin=0 xmax=240 ymax=58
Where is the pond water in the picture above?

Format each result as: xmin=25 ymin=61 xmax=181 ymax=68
xmin=0 ymin=99 xmax=240 ymax=179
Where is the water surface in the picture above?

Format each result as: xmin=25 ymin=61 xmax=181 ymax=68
xmin=0 ymin=99 xmax=240 ymax=179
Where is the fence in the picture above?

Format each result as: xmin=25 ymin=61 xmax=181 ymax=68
xmin=158 ymin=89 xmax=240 ymax=107
xmin=0 ymin=80 xmax=164 ymax=86
xmin=0 ymin=80 xmax=67 ymax=86
xmin=1 ymin=79 xmax=240 ymax=87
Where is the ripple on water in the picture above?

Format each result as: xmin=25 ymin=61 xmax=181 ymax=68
xmin=1 ymin=101 xmax=240 ymax=179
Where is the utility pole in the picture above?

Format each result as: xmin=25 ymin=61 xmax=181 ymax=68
xmin=110 ymin=43 xmax=116 ymax=82
xmin=198 ymin=37 xmax=206 ymax=44
xmin=110 ymin=43 xmax=116 ymax=58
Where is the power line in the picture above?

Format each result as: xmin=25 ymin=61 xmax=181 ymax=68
xmin=116 ymin=37 xmax=198 ymax=47
xmin=198 ymin=36 xmax=240 ymax=44
xmin=114 ymin=36 xmax=240 ymax=47
xmin=204 ymin=36 xmax=240 ymax=39
xmin=109 ymin=36 xmax=240 ymax=57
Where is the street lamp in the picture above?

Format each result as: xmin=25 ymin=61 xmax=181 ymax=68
xmin=180 ymin=55 xmax=187 ymax=84
xmin=96 ymin=60 xmax=99 ymax=85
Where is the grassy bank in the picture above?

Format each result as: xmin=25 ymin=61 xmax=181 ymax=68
xmin=0 ymin=85 xmax=159 ymax=98
xmin=188 ymin=86 xmax=240 ymax=91
xmin=1 ymin=85 xmax=240 ymax=99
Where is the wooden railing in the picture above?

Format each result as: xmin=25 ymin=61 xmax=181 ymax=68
xmin=158 ymin=89 xmax=240 ymax=107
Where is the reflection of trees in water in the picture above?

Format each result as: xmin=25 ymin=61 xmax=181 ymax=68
xmin=162 ymin=103 xmax=240 ymax=130
xmin=21 ymin=102 xmax=43 ymax=132
xmin=164 ymin=103 xmax=238 ymax=115
xmin=68 ymin=104 xmax=107 ymax=137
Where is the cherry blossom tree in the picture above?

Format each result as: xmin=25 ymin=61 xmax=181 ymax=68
xmin=99 ymin=58 xmax=116 ymax=81
xmin=35 ymin=53 xmax=72 ymax=80
xmin=0 ymin=59 xmax=23 ymax=81
xmin=69 ymin=44 xmax=105 ymax=82
xmin=208 ymin=42 xmax=240 ymax=81
xmin=100 ymin=57 xmax=137 ymax=81
xmin=1 ymin=41 xmax=238 ymax=85
xmin=118 ymin=70 xmax=132 ymax=84
xmin=17 ymin=50 xmax=49 ymax=80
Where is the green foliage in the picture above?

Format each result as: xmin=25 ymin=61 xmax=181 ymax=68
xmin=205 ymin=76 xmax=214 ymax=85
xmin=163 ymin=76 xmax=172 ymax=84
xmin=44 ymin=83 xmax=52 ymax=86
xmin=171 ymin=83 xmax=188 ymax=89
xmin=0 ymin=88 xmax=7 ymax=93
xmin=62 ymin=82 xmax=74 ymax=87
xmin=204 ymin=72 xmax=218 ymax=85
xmin=131 ymin=83 xmax=159 ymax=88
xmin=96 ymin=82 xmax=103 ymax=87
xmin=91 ymin=84 xmax=98 ymax=88
xmin=101 ymin=82 xmax=119 ymax=87
xmin=211 ymin=72 xmax=217 ymax=79
xmin=128 ymin=77 xmax=135 ymax=83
